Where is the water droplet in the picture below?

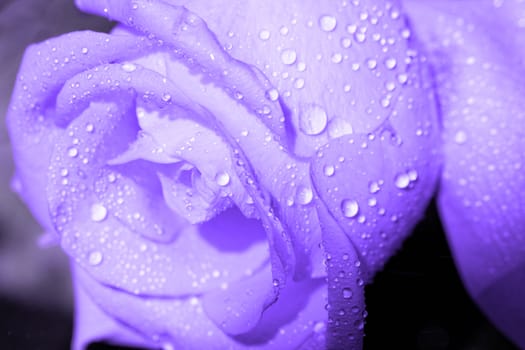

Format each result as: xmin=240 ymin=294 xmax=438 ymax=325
xmin=67 ymin=147 xmax=78 ymax=158
xmin=88 ymin=251 xmax=103 ymax=266
xmin=313 ymin=321 xmax=326 ymax=333
xmin=279 ymin=26 xmax=289 ymax=36
xmin=341 ymin=37 xmax=352 ymax=48
xmin=319 ymin=15 xmax=337 ymax=32
xmin=81 ymin=47 xmax=89 ymax=54
xmin=454 ymin=130 xmax=467 ymax=144
xmin=346 ymin=24 xmax=357 ymax=34
xmin=401 ymin=28 xmax=411 ymax=39
xmin=331 ymin=53 xmax=343 ymax=64
xmin=366 ymin=58 xmax=377 ymax=70
xmin=294 ymin=78 xmax=305 ymax=89
xmin=122 ymin=63 xmax=137 ymax=72
xmin=296 ymin=186 xmax=313 ymax=205
xmin=397 ymin=73 xmax=408 ymax=84
xmin=266 ymin=88 xmax=279 ymax=101
xmin=385 ymin=57 xmax=397 ymax=70
xmin=341 ymin=199 xmax=359 ymax=218
xmin=354 ymin=32 xmax=366 ymax=43
xmin=281 ymin=49 xmax=297 ymax=65
xmin=342 ymin=288 xmax=353 ymax=299
xmin=394 ymin=173 xmax=410 ymax=189
xmin=85 ymin=124 xmax=94 ymax=133
xmin=91 ymin=203 xmax=108 ymax=222
xmin=300 ymin=105 xmax=328 ymax=135
xmin=323 ymin=165 xmax=335 ymax=177
xmin=259 ymin=30 xmax=270 ymax=41
xmin=385 ymin=81 xmax=396 ymax=91
xmin=381 ymin=97 xmax=391 ymax=108
xmin=215 ymin=171 xmax=230 ymax=186
xmin=162 ymin=93 xmax=172 ymax=102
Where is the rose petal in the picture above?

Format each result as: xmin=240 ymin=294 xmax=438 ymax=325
xmin=128 ymin=50 xmax=299 ymax=286
xmin=311 ymin=128 xmax=439 ymax=280
xmin=137 ymin=0 xmax=425 ymax=159
xmin=201 ymin=264 xmax=274 ymax=335
xmin=405 ymin=0 xmax=525 ymax=347
xmin=47 ymin=102 xmax=270 ymax=296
xmin=7 ymin=31 xmax=151 ymax=228
xmin=72 ymin=270 xmax=156 ymax=350
xmin=75 ymin=264 xmax=327 ymax=349
xmin=75 ymin=0 xmax=289 ymax=146
xmin=315 ymin=202 xmax=366 ymax=349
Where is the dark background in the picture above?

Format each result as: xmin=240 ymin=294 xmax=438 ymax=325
xmin=0 ymin=1 xmax=519 ymax=349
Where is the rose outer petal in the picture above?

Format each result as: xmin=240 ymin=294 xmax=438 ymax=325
xmin=75 ymin=264 xmax=327 ymax=350
xmin=7 ymin=31 xmax=151 ymax=230
xmin=404 ymin=0 xmax=525 ymax=347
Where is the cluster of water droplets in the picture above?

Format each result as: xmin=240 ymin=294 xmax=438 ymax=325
xmin=211 ymin=0 xmax=418 ymax=160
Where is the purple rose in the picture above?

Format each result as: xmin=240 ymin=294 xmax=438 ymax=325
xmin=8 ymin=0 xmax=524 ymax=349
xmin=405 ymin=0 xmax=525 ymax=348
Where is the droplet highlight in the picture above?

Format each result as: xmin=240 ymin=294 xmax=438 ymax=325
xmin=300 ymin=105 xmax=328 ymax=135
xmin=341 ymin=199 xmax=359 ymax=218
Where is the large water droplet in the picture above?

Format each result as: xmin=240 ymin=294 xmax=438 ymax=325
xmin=454 ymin=130 xmax=468 ymax=144
xmin=300 ymin=105 xmax=328 ymax=135
xmin=366 ymin=58 xmax=377 ymax=70
xmin=342 ymin=287 xmax=353 ymax=299
xmin=266 ymin=88 xmax=279 ymax=101
xmin=91 ymin=203 xmax=108 ymax=222
xmin=341 ymin=199 xmax=359 ymax=218
xmin=296 ymin=186 xmax=313 ymax=205
xmin=294 ymin=78 xmax=305 ymax=89
xmin=88 ymin=251 xmax=103 ymax=266
xmin=331 ymin=53 xmax=343 ymax=64
xmin=397 ymin=73 xmax=408 ymax=84
xmin=67 ymin=147 xmax=78 ymax=158
xmin=215 ymin=171 xmax=230 ymax=186
xmin=368 ymin=181 xmax=380 ymax=194
xmin=354 ymin=32 xmax=366 ymax=43
xmin=323 ymin=164 xmax=335 ymax=177
xmin=319 ymin=15 xmax=337 ymax=32
xmin=394 ymin=173 xmax=410 ymax=189
xmin=121 ymin=63 xmax=137 ymax=72
xmin=281 ymin=49 xmax=297 ymax=65
xmin=341 ymin=37 xmax=352 ymax=48
xmin=313 ymin=321 xmax=326 ymax=333
xmin=259 ymin=30 xmax=270 ymax=41
xmin=385 ymin=57 xmax=397 ymax=70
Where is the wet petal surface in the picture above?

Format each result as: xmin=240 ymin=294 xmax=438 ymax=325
xmin=405 ymin=0 xmax=525 ymax=347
